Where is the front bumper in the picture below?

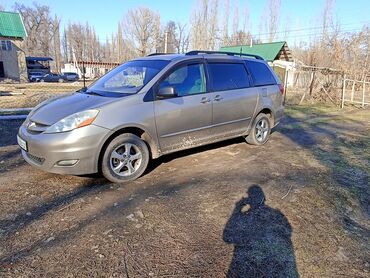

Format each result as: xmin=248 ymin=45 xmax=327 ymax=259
xmin=18 ymin=124 xmax=110 ymax=175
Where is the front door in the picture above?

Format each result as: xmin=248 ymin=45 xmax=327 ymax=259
xmin=207 ymin=61 xmax=258 ymax=137
xmin=154 ymin=61 xmax=212 ymax=153
xmin=0 ymin=61 xmax=4 ymax=78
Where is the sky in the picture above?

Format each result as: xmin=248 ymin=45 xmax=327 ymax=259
xmin=3 ymin=0 xmax=370 ymax=45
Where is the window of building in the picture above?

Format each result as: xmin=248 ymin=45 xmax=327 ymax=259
xmin=1 ymin=40 xmax=12 ymax=51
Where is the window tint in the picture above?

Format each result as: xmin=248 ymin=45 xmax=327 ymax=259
xmin=246 ymin=61 xmax=276 ymax=86
xmin=159 ymin=63 xmax=206 ymax=97
xmin=208 ymin=63 xmax=250 ymax=91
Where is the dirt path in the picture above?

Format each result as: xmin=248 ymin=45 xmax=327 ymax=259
xmin=0 ymin=105 xmax=369 ymax=277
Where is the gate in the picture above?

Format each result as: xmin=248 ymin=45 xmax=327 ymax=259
xmin=341 ymin=77 xmax=370 ymax=108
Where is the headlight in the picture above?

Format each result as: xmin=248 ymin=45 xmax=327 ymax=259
xmin=44 ymin=109 xmax=99 ymax=133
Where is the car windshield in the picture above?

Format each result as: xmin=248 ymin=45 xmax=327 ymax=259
xmin=86 ymin=60 xmax=169 ymax=96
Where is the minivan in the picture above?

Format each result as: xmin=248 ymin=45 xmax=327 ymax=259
xmin=17 ymin=51 xmax=284 ymax=183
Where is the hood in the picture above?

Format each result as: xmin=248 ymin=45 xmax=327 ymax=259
xmin=29 ymin=93 xmax=118 ymax=126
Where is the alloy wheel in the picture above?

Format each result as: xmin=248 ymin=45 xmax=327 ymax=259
xmin=109 ymin=143 xmax=143 ymax=177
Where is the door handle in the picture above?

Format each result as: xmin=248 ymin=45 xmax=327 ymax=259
xmin=261 ymin=88 xmax=268 ymax=97
xmin=214 ymin=95 xmax=223 ymax=101
xmin=200 ymin=97 xmax=211 ymax=104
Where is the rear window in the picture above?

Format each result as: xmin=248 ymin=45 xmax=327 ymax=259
xmin=246 ymin=61 xmax=276 ymax=86
xmin=208 ymin=63 xmax=250 ymax=91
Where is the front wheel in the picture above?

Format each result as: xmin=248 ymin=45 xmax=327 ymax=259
xmin=101 ymin=134 xmax=149 ymax=183
xmin=245 ymin=113 xmax=271 ymax=145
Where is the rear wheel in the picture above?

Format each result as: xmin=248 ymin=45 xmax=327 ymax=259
xmin=101 ymin=134 xmax=149 ymax=183
xmin=245 ymin=113 xmax=271 ymax=145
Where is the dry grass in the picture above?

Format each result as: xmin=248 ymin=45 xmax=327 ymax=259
xmin=0 ymin=82 xmax=93 ymax=109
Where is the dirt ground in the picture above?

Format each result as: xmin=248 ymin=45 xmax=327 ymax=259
xmin=0 ymin=105 xmax=369 ymax=277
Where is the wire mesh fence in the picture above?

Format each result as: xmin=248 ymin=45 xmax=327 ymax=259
xmin=0 ymin=80 xmax=96 ymax=109
xmin=1 ymin=64 xmax=369 ymax=110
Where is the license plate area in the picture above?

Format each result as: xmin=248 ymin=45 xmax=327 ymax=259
xmin=17 ymin=135 xmax=28 ymax=152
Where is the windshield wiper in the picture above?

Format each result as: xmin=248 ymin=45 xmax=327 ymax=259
xmin=77 ymin=87 xmax=87 ymax=92
xmin=77 ymin=87 xmax=103 ymax=96
xmin=84 ymin=91 xmax=103 ymax=96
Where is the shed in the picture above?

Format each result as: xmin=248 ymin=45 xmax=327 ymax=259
xmin=220 ymin=41 xmax=292 ymax=62
xmin=0 ymin=11 xmax=27 ymax=81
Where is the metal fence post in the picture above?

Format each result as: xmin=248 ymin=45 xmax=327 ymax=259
xmin=362 ymin=79 xmax=366 ymax=107
xmin=341 ymin=75 xmax=346 ymax=108
xmin=351 ymin=80 xmax=355 ymax=102
xmin=283 ymin=68 xmax=288 ymax=105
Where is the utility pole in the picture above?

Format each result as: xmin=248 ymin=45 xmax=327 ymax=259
xmin=164 ymin=31 xmax=168 ymax=53
xmin=82 ymin=60 xmax=86 ymax=89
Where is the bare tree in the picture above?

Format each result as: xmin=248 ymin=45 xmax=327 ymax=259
xmin=259 ymin=0 xmax=281 ymax=42
xmin=13 ymin=2 xmax=53 ymax=56
xmin=222 ymin=0 xmax=230 ymax=45
xmin=232 ymin=2 xmax=239 ymax=39
xmin=175 ymin=22 xmax=190 ymax=53
xmin=51 ymin=15 xmax=62 ymax=72
xmin=122 ymin=7 xmax=160 ymax=56
xmin=190 ymin=0 xmax=219 ymax=50
xmin=162 ymin=21 xmax=177 ymax=53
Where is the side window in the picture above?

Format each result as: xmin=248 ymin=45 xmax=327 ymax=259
xmin=246 ymin=61 xmax=276 ymax=86
xmin=208 ymin=63 xmax=250 ymax=91
xmin=159 ymin=63 xmax=206 ymax=97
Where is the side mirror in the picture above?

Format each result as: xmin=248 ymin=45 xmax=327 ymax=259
xmin=157 ymin=86 xmax=177 ymax=99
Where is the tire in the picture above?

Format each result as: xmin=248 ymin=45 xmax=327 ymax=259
xmin=101 ymin=133 xmax=149 ymax=183
xmin=245 ymin=113 xmax=271 ymax=145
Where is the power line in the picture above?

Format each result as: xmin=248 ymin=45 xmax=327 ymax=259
xmin=270 ymin=27 xmax=367 ymax=41
xmin=255 ymin=20 xmax=369 ymax=37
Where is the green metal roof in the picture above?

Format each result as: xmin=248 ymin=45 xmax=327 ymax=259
xmin=0 ymin=11 xmax=27 ymax=39
xmin=220 ymin=41 xmax=287 ymax=61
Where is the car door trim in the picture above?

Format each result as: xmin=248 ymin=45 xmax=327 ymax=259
xmin=160 ymin=116 xmax=251 ymax=138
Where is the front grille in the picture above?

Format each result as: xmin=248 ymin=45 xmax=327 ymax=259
xmin=27 ymin=152 xmax=45 ymax=165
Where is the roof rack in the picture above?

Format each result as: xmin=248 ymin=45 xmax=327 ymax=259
xmin=147 ymin=53 xmax=172 ymax=56
xmin=185 ymin=50 xmax=264 ymax=60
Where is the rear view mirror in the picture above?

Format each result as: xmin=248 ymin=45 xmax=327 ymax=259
xmin=157 ymin=86 xmax=177 ymax=99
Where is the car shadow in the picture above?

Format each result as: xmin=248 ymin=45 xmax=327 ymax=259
xmin=0 ymin=120 xmax=24 ymax=147
xmin=223 ymin=185 xmax=299 ymax=278
xmin=146 ymin=136 xmax=245 ymax=174
xmin=0 ymin=148 xmax=25 ymax=174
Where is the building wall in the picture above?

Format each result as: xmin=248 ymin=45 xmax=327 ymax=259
xmin=0 ymin=38 xmax=27 ymax=82
xmin=62 ymin=63 xmax=111 ymax=79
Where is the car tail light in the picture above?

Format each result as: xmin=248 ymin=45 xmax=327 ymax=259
xmin=278 ymin=84 xmax=284 ymax=95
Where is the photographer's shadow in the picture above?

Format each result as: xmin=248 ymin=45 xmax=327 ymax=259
xmin=223 ymin=185 xmax=299 ymax=278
